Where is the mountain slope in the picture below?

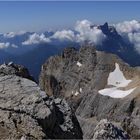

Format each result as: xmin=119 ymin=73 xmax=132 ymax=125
xmin=39 ymin=44 xmax=140 ymax=138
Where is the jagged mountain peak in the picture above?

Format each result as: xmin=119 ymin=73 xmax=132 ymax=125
xmin=98 ymin=22 xmax=118 ymax=36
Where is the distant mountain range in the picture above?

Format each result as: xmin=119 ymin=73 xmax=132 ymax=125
xmin=0 ymin=20 xmax=140 ymax=81
xmin=97 ymin=22 xmax=140 ymax=66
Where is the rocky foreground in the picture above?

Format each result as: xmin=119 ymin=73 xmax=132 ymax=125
xmin=0 ymin=45 xmax=139 ymax=139
xmin=0 ymin=63 xmax=83 ymax=139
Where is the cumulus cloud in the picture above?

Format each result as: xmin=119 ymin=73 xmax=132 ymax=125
xmin=11 ymin=44 xmax=18 ymax=48
xmin=4 ymin=20 xmax=105 ymax=47
xmin=0 ymin=42 xmax=17 ymax=49
xmin=22 ymin=33 xmax=50 ymax=45
xmin=115 ymin=20 xmax=140 ymax=54
xmin=51 ymin=30 xmax=75 ymax=41
xmin=50 ymin=19 xmax=106 ymax=45
xmin=0 ymin=42 xmax=10 ymax=49
xmin=75 ymin=20 xmax=106 ymax=45
xmin=128 ymin=32 xmax=140 ymax=53
xmin=4 ymin=31 xmax=26 ymax=38
xmin=115 ymin=20 xmax=140 ymax=34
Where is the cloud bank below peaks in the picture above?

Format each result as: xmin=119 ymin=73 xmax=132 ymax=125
xmin=115 ymin=20 xmax=140 ymax=54
xmin=22 ymin=20 xmax=106 ymax=46
xmin=22 ymin=33 xmax=50 ymax=45
xmin=0 ymin=42 xmax=18 ymax=49
xmin=4 ymin=31 xmax=26 ymax=38
xmin=75 ymin=20 xmax=106 ymax=45
xmin=115 ymin=20 xmax=140 ymax=34
xmin=51 ymin=30 xmax=75 ymax=41
xmin=50 ymin=19 xmax=106 ymax=45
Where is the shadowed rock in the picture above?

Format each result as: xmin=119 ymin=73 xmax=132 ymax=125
xmin=0 ymin=63 xmax=83 ymax=139
xmin=93 ymin=119 xmax=130 ymax=139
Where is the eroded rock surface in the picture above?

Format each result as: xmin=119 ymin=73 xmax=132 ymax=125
xmin=0 ymin=63 xmax=83 ymax=139
xmin=0 ymin=62 xmax=34 ymax=81
xmin=93 ymin=119 xmax=130 ymax=139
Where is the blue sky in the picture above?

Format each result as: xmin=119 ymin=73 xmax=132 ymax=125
xmin=0 ymin=1 xmax=140 ymax=33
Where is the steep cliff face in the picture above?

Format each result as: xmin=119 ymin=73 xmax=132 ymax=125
xmin=39 ymin=44 xmax=140 ymax=138
xmin=39 ymin=45 xmax=97 ymax=110
xmin=0 ymin=63 xmax=83 ymax=139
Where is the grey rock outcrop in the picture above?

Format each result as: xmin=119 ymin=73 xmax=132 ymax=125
xmin=39 ymin=45 xmax=97 ymax=110
xmin=0 ymin=75 xmax=53 ymax=139
xmin=93 ymin=119 xmax=130 ymax=139
xmin=0 ymin=63 xmax=83 ymax=139
xmin=0 ymin=62 xmax=34 ymax=81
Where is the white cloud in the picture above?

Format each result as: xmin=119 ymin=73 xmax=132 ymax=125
xmin=115 ymin=20 xmax=140 ymax=34
xmin=0 ymin=42 xmax=17 ymax=49
xmin=51 ymin=30 xmax=75 ymax=41
xmin=4 ymin=32 xmax=15 ymax=38
xmin=4 ymin=31 xmax=26 ymax=38
xmin=22 ymin=33 xmax=50 ymax=45
xmin=115 ymin=20 xmax=140 ymax=54
xmin=128 ymin=32 xmax=140 ymax=53
xmin=50 ymin=19 xmax=106 ymax=45
xmin=11 ymin=44 xmax=18 ymax=48
xmin=0 ymin=42 xmax=10 ymax=49
xmin=75 ymin=20 xmax=106 ymax=45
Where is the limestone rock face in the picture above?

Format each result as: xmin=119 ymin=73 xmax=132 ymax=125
xmin=39 ymin=44 xmax=140 ymax=139
xmin=39 ymin=45 xmax=97 ymax=110
xmin=0 ymin=63 xmax=83 ymax=139
xmin=0 ymin=75 xmax=54 ymax=139
xmin=93 ymin=119 xmax=130 ymax=139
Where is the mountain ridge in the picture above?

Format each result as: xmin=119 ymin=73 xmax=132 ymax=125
xmin=39 ymin=44 xmax=140 ymax=138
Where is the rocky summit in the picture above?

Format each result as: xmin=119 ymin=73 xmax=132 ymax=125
xmin=0 ymin=63 xmax=83 ymax=139
xmin=39 ymin=44 xmax=140 ymax=139
xmin=0 ymin=62 xmax=35 ymax=81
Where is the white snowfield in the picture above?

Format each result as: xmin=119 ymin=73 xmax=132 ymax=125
xmin=108 ymin=63 xmax=132 ymax=87
xmin=77 ymin=61 xmax=82 ymax=67
xmin=99 ymin=63 xmax=136 ymax=98
xmin=99 ymin=87 xmax=136 ymax=98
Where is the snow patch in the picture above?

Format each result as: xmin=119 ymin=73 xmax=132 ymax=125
xmin=99 ymin=63 xmax=135 ymax=98
xmin=77 ymin=61 xmax=82 ymax=67
xmin=108 ymin=63 xmax=131 ymax=87
xmin=99 ymin=87 xmax=136 ymax=98
xmin=72 ymin=88 xmax=82 ymax=96
xmin=80 ymin=88 xmax=82 ymax=93
xmin=21 ymin=136 xmax=26 ymax=140
xmin=72 ymin=91 xmax=74 ymax=95
xmin=75 ymin=91 xmax=80 ymax=96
